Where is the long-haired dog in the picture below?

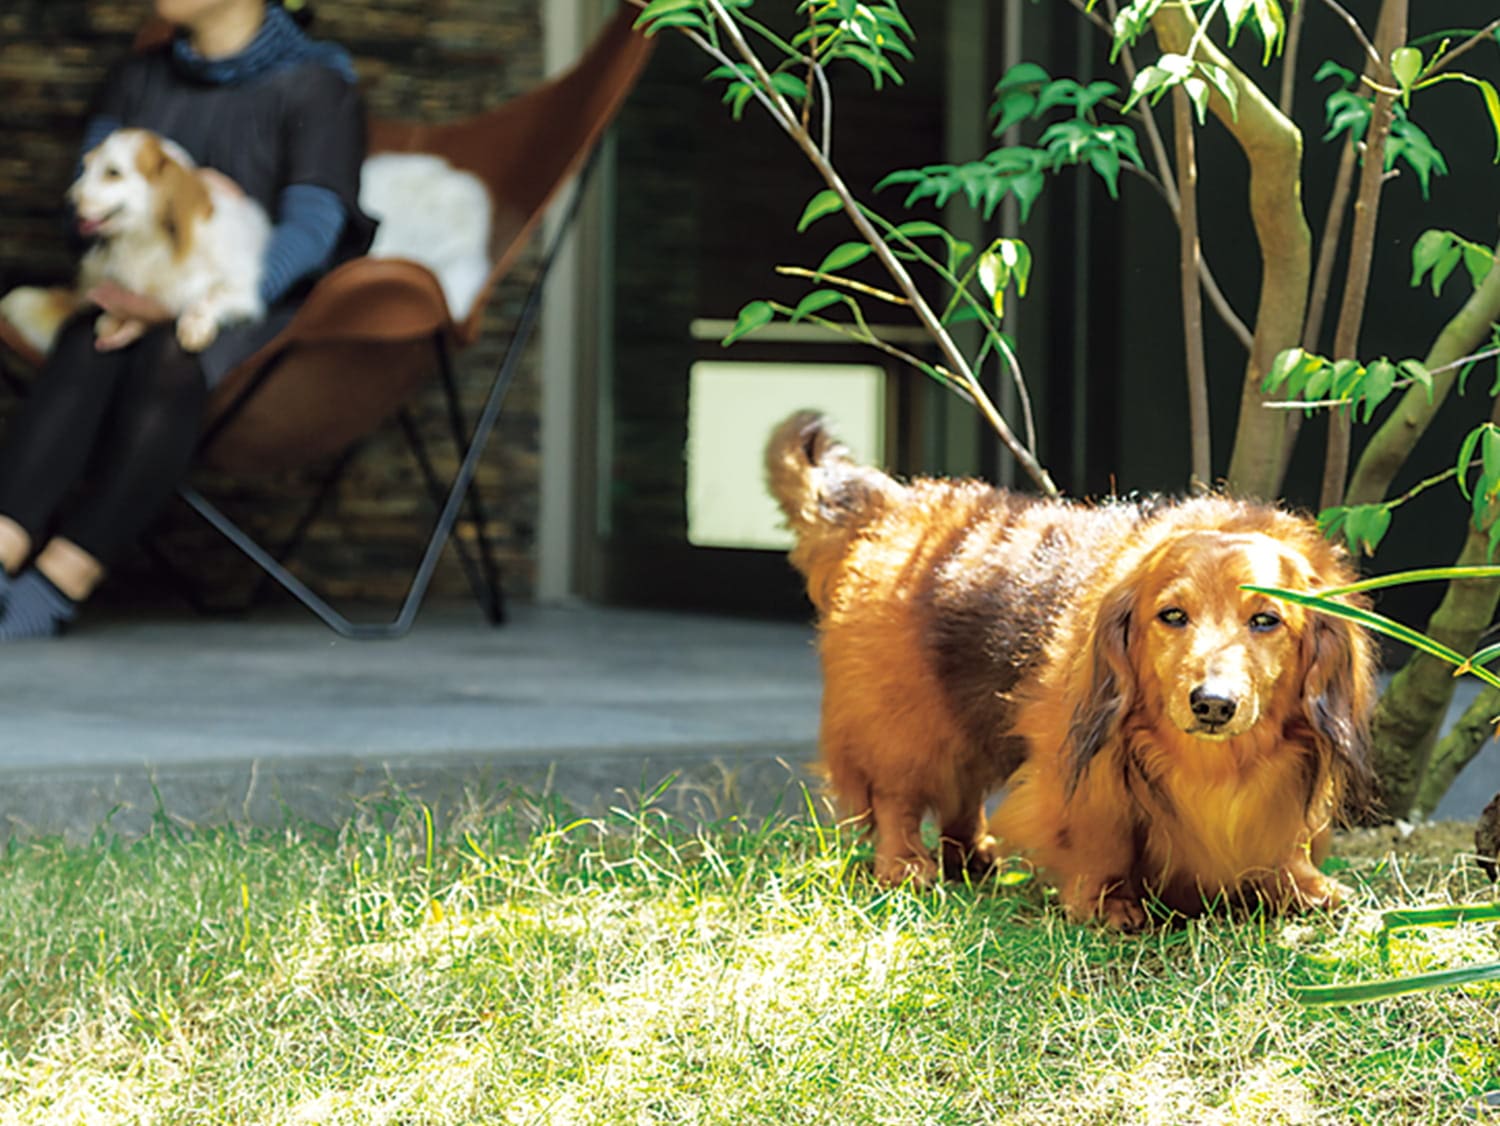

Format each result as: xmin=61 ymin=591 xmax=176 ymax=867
xmin=768 ymin=411 xmax=1376 ymax=929
xmin=0 ymin=128 xmax=269 ymax=355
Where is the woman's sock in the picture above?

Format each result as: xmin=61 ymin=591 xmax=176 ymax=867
xmin=0 ymin=569 xmax=76 ymax=640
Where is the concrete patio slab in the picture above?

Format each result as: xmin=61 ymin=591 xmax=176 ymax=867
xmin=0 ymin=600 xmax=1493 ymax=839
xmin=0 ymin=602 xmax=824 ymax=838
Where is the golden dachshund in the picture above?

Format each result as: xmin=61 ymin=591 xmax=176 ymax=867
xmin=767 ymin=411 xmax=1376 ymax=928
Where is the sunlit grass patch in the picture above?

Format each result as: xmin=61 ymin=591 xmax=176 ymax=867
xmin=0 ymin=790 xmax=1496 ymax=1124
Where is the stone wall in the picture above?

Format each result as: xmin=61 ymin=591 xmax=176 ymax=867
xmin=0 ymin=0 xmax=547 ymax=610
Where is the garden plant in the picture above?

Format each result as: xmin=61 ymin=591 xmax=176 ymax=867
xmin=633 ymin=0 xmax=1500 ymax=823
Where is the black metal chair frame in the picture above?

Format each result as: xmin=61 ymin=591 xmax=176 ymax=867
xmin=177 ymin=150 xmax=598 ymax=639
xmin=0 ymin=147 xmax=597 ymax=641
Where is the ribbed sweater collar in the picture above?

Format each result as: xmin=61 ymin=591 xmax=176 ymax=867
xmin=171 ymin=4 xmax=355 ymax=85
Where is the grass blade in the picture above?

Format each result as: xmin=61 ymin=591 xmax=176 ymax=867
xmin=1381 ymin=903 xmax=1500 ymax=932
xmin=1292 ymin=961 xmax=1500 ymax=1006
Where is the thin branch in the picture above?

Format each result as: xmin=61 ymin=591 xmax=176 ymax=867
xmin=1104 ymin=0 xmax=1254 ymax=352
xmin=700 ymin=0 xmax=1059 ymax=495
xmin=1426 ymin=17 xmax=1500 ymax=78
xmin=1264 ymin=346 xmax=1500 ymax=409
xmin=625 ymin=1 xmax=789 ymax=128
xmin=774 ymin=266 xmax=909 ymax=306
xmin=1062 ymin=0 xmax=1112 ymax=36
xmin=1322 ymin=0 xmax=1407 ymax=511
xmin=775 ymin=307 xmax=978 ymax=405
xmin=1173 ymin=86 xmax=1212 ymax=490
xmin=996 ymin=334 xmax=1039 ymax=454
xmin=1278 ymin=0 xmax=1306 ymax=114
xmin=1303 ymin=139 xmax=1358 ymax=354
xmin=1319 ymin=0 xmax=1382 ymax=68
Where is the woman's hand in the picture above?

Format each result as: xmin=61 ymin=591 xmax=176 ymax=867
xmin=88 ymin=281 xmax=171 ymax=351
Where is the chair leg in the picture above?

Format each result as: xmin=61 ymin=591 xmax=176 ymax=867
xmin=179 ymin=145 xmax=602 ymax=638
xmin=433 ymin=339 xmax=507 ymax=621
xmin=246 ymin=445 xmax=363 ymax=609
xmin=396 ymin=405 xmax=505 ymax=624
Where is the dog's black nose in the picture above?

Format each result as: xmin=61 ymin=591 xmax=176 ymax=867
xmin=1190 ymin=687 xmax=1237 ymax=727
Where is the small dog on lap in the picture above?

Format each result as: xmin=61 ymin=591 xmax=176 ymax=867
xmin=767 ymin=411 xmax=1376 ymax=929
xmin=1 ymin=127 xmax=268 ymax=356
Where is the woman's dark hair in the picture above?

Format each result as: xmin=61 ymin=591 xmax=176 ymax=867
xmin=274 ymin=0 xmax=315 ymax=28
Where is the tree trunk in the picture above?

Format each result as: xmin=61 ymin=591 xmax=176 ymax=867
xmin=1151 ymin=8 xmax=1311 ymax=499
xmin=1320 ymin=0 xmax=1407 ymax=509
xmin=1349 ymin=247 xmax=1500 ymax=819
xmin=1344 ymin=238 xmax=1500 ymax=507
xmin=1369 ymin=476 xmax=1500 ymax=820
xmin=1416 ymin=682 xmax=1500 ymax=818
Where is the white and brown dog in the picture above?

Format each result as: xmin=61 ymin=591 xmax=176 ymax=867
xmin=0 ymin=128 xmax=269 ymax=355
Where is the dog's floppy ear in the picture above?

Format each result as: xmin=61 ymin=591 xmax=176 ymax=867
xmin=1066 ymin=579 xmax=1139 ymax=791
xmin=137 ymin=133 xmax=213 ymax=261
xmin=1298 ymin=603 xmax=1377 ymax=816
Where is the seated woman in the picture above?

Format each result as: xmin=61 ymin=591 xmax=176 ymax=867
xmin=0 ymin=0 xmax=374 ymax=639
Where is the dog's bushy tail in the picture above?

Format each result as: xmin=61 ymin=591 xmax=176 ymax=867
xmin=765 ymin=411 xmax=901 ymax=612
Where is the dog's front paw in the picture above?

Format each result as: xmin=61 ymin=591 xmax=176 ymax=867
xmin=176 ymin=307 xmax=218 ymax=352
xmin=874 ymin=851 xmax=939 ymax=888
xmin=1 ymin=286 xmax=74 ymax=354
xmin=1062 ymin=879 xmax=1147 ymax=932
xmin=1284 ymin=868 xmax=1350 ymax=913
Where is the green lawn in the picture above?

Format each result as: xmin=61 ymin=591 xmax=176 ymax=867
xmin=0 ymin=787 xmax=1495 ymax=1125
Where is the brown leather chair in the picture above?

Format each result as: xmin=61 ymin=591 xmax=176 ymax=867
xmin=0 ymin=4 xmax=653 ymax=637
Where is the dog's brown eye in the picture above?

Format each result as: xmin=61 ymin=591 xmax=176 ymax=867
xmin=1249 ymin=611 xmax=1282 ymax=632
xmin=103 ymin=166 xmax=122 ymax=180
xmin=1157 ymin=607 xmax=1188 ymax=627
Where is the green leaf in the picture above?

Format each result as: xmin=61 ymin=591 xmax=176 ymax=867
xmin=1390 ymin=46 xmax=1423 ymax=98
xmin=769 ymin=72 xmax=810 ymax=101
xmin=1314 ymin=59 xmax=1358 ymax=87
xmin=1386 ymin=111 xmax=1449 ymax=198
xmin=1239 ymin=586 xmax=1475 ymax=674
xmin=1340 ymin=503 xmax=1392 ymax=556
xmin=790 ymin=289 xmax=845 ymax=322
xmin=722 ymin=300 xmax=774 ymax=346
xmin=1000 ymin=238 xmax=1032 ymax=297
xmin=1317 ymin=505 xmax=1351 ymax=543
xmin=1431 ymin=245 xmax=1464 ymax=296
xmin=1481 ymin=77 xmax=1500 ymax=162
xmin=1122 ymin=63 xmax=1175 ymax=115
xmin=1223 ymin=0 xmax=1254 ymax=46
xmin=639 ymin=9 xmax=709 ymax=32
xmin=1263 ymin=347 xmax=1304 ymax=392
xmin=1292 ymin=962 xmax=1500 ymax=1006
xmin=990 ymin=61 xmax=1051 ymax=135
xmin=797 ymin=189 xmax=844 ymax=232
xmin=1009 ymin=170 xmax=1045 ymax=222
xmin=1252 ymin=0 xmax=1286 ymax=64
xmin=977 ymin=244 xmax=1014 ymax=316
xmin=1361 ymin=359 xmax=1397 ymax=422
xmin=1382 ymin=904 xmax=1500 ymax=933
xmin=1184 ymin=77 xmax=1210 ymax=126
xmin=1399 ymin=358 xmax=1433 ymax=402
xmin=1197 ymin=62 xmax=1239 ymax=120
xmin=1329 ymin=358 xmax=1364 ymax=400
xmin=1482 ymin=426 xmax=1500 ymax=501
xmin=634 ymin=0 xmax=706 ymax=34
xmin=1410 ymin=229 xmax=1452 ymax=288
xmin=1464 ymin=242 xmax=1495 ymax=288
xmin=816 ymin=242 xmax=874 ymax=274
xmin=1457 ymin=424 xmax=1488 ymax=500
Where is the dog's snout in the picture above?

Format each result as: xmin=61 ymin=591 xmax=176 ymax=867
xmin=1189 ymin=686 xmax=1237 ymax=727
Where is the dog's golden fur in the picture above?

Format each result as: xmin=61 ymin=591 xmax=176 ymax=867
xmin=767 ymin=411 xmax=1376 ymax=928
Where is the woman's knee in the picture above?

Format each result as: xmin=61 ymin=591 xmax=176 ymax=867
xmin=132 ymin=327 xmax=210 ymax=403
